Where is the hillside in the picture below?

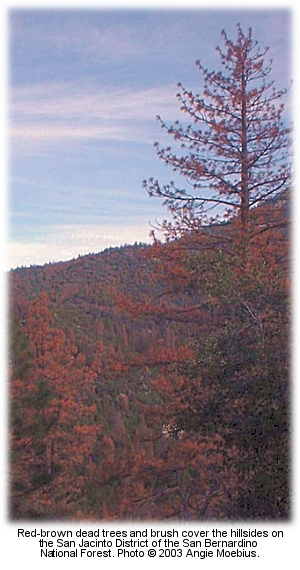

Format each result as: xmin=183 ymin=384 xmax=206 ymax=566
xmin=8 ymin=214 xmax=290 ymax=521
xmin=9 ymin=243 xmax=166 ymax=361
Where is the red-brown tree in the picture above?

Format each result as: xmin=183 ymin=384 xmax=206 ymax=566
xmin=9 ymin=24 xmax=291 ymax=521
xmin=144 ymin=24 xmax=291 ymax=239
xmin=119 ymin=25 xmax=291 ymax=519
xmin=10 ymin=293 xmax=98 ymax=519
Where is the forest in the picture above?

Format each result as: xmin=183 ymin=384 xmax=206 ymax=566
xmin=9 ymin=25 xmax=291 ymax=520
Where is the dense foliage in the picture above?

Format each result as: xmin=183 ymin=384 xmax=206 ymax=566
xmin=9 ymin=25 xmax=291 ymax=520
xmin=8 ymin=205 xmax=290 ymax=520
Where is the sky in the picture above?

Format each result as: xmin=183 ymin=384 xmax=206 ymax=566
xmin=7 ymin=4 xmax=293 ymax=270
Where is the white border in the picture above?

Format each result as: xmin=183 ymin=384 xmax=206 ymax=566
xmin=1 ymin=2 xmax=298 ymax=568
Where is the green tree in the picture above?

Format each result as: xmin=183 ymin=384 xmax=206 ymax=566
xmin=136 ymin=25 xmax=291 ymax=519
xmin=10 ymin=293 xmax=98 ymax=519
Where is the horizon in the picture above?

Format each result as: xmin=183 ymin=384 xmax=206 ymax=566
xmin=7 ymin=239 xmax=152 ymax=272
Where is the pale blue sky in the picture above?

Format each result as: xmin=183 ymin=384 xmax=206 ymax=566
xmin=8 ymin=7 xmax=292 ymax=268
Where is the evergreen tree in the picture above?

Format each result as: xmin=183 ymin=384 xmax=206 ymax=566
xmin=144 ymin=24 xmax=291 ymax=237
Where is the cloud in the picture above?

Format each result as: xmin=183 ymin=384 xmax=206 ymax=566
xmin=11 ymin=124 xmax=138 ymax=142
xmin=9 ymin=11 xmax=209 ymax=67
xmin=45 ymin=20 xmax=142 ymax=61
xmin=11 ymin=14 xmax=147 ymax=62
xmin=8 ymin=223 xmax=154 ymax=270
xmin=11 ymin=82 xmax=179 ymax=124
xmin=9 ymin=81 xmax=180 ymax=148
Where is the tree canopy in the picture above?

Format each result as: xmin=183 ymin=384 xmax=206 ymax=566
xmin=9 ymin=25 xmax=291 ymax=521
